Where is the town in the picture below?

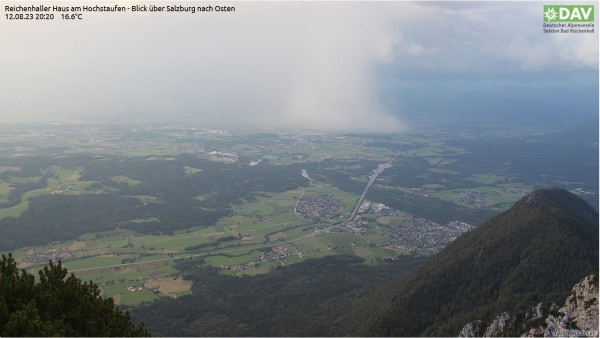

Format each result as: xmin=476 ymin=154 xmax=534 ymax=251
xmin=379 ymin=217 xmax=474 ymax=255
xmin=22 ymin=242 xmax=88 ymax=265
xmin=347 ymin=200 xmax=475 ymax=255
xmin=296 ymin=194 xmax=345 ymax=221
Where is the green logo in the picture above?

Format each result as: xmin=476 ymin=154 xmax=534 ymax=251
xmin=544 ymin=5 xmax=594 ymax=22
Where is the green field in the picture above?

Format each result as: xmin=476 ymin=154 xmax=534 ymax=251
xmin=0 ymin=180 xmax=12 ymax=203
xmin=110 ymin=175 xmax=141 ymax=186
xmin=204 ymin=255 xmax=236 ymax=266
xmin=132 ymin=195 xmax=163 ymax=204
xmin=467 ymin=173 xmax=506 ymax=185
xmin=184 ymin=166 xmax=203 ymax=175
xmin=101 ymin=282 xmax=160 ymax=306
xmin=430 ymin=184 xmax=531 ymax=210
xmin=1 ymin=126 xmax=566 ymax=309
xmin=5 ymin=179 xmax=374 ymax=304
xmin=62 ymin=254 xmax=136 ymax=271
xmin=0 ymin=165 xmax=115 ymax=219
xmin=295 ymin=235 xmax=329 ymax=252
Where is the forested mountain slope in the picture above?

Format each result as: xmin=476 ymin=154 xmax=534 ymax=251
xmin=356 ymin=188 xmax=598 ymax=336
xmin=131 ymin=188 xmax=598 ymax=337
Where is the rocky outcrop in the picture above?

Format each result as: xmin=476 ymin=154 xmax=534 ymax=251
xmin=559 ymin=274 xmax=599 ymax=331
xmin=459 ymin=312 xmax=513 ymax=337
xmin=459 ymin=320 xmax=484 ymax=337
xmin=459 ymin=275 xmax=599 ymax=337
xmin=525 ymin=274 xmax=599 ymax=337
xmin=484 ymin=312 xmax=512 ymax=337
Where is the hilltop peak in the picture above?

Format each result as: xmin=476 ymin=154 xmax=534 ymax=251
xmin=526 ymin=188 xmax=581 ymax=206
xmin=521 ymin=188 xmax=598 ymax=224
xmin=359 ymin=187 xmax=598 ymax=336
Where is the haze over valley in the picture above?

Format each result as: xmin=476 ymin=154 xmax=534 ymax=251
xmin=0 ymin=1 xmax=598 ymax=336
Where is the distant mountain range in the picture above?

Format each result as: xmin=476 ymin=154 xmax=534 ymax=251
xmin=131 ymin=188 xmax=599 ymax=336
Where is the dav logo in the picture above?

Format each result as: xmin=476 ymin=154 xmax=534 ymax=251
xmin=544 ymin=5 xmax=594 ymax=22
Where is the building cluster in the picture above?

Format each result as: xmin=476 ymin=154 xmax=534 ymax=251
xmin=124 ymin=273 xmax=174 ymax=293
xmin=374 ymin=163 xmax=392 ymax=173
xmin=256 ymin=215 xmax=272 ymax=222
xmin=253 ymin=246 xmax=296 ymax=266
xmin=357 ymin=200 xmax=388 ymax=214
xmin=345 ymin=200 xmax=391 ymax=232
xmin=502 ymin=188 xmax=528 ymax=195
xmin=342 ymin=199 xmax=474 ymax=255
xmin=21 ymin=245 xmax=85 ymax=265
xmin=394 ymin=186 xmax=429 ymax=197
xmin=50 ymin=181 xmax=76 ymax=195
xmin=214 ymin=245 xmax=310 ymax=273
xmin=454 ymin=188 xmax=531 ymax=209
xmin=127 ymin=285 xmax=145 ymax=292
xmin=380 ymin=216 xmax=474 ymax=255
xmin=454 ymin=190 xmax=492 ymax=208
xmin=296 ymin=194 xmax=344 ymax=220
xmin=127 ymin=284 xmax=162 ymax=293
xmin=345 ymin=215 xmax=369 ymax=233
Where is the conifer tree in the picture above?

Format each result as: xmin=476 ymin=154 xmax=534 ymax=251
xmin=0 ymin=254 xmax=148 ymax=336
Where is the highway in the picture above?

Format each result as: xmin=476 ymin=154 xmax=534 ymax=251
xmin=345 ymin=154 xmax=398 ymax=224
xmin=69 ymin=156 xmax=397 ymax=274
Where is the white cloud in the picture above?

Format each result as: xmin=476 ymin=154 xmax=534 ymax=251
xmin=383 ymin=2 xmax=597 ymax=79
xmin=0 ymin=1 xmax=596 ymax=128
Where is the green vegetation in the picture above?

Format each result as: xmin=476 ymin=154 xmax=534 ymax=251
xmin=358 ymin=189 xmax=599 ymax=336
xmin=110 ymin=175 xmax=142 ymax=186
xmin=0 ymin=180 xmax=12 ymax=204
xmin=467 ymin=173 xmax=506 ymax=184
xmin=0 ymin=125 xmax=597 ymax=314
xmin=130 ymin=255 xmax=427 ymax=336
xmin=0 ymin=254 xmax=148 ymax=336
xmin=183 ymin=166 xmax=202 ymax=175
xmin=102 ymin=282 xmax=160 ymax=306
xmin=0 ymin=154 xmax=307 ymax=251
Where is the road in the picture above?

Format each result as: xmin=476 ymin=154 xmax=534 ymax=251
xmin=69 ymin=157 xmax=397 ymax=274
xmin=345 ymin=154 xmax=398 ymax=224
xmin=69 ymin=225 xmax=348 ymax=273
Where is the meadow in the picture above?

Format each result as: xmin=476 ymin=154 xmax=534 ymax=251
xmin=2 ymin=124 xmax=594 ymax=306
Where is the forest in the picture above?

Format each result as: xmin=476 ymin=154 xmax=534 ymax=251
xmin=358 ymin=188 xmax=599 ymax=336
xmin=130 ymin=254 xmax=427 ymax=336
xmin=0 ymin=154 xmax=307 ymax=250
xmin=131 ymin=189 xmax=599 ymax=336
xmin=0 ymin=254 xmax=148 ymax=336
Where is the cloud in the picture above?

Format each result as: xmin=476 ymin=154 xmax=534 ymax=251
xmin=381 ymin=2 xmax=598 ymax=80
xmin=0 ymin=1 xmax=596 ymax=129
xmin=0 ymin=1 xmax=406 ymax=132
xmin=274 ymin=3 xmax=405 ymax=132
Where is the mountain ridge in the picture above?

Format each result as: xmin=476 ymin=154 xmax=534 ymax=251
xmin=355 ymin=188 xmax=598 ymax=336
xmin=131 ymin=188 xmax=598 ymax=336
xmin=524 ymin=188 xmax=598 ymax=223
xmin=460 ymin=274 xmax=599 ymax=337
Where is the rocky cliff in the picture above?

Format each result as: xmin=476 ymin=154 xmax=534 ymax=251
xmin=460 ymin=274 xmax=599 ymax=337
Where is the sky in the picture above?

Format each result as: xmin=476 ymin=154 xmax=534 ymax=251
xmin=0 ymin=1 xmax=598 ymax=131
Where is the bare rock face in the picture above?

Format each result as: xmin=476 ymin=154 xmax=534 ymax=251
xmin=460 ymin=275 xmax=599 ymax=337
xmin=561 ymin=274 xmax=599 ymax=331
xmin=484 ymin=312 xmax=512 ymax=337
xmin=459 ymin=320 xmax=483 ymax=337
xmin=540 ymin=274 xmax=599 ymax=336
xmin=521 ymin=303 xmax=561 ymax=337
xmin=459 ymin=313 xmax=514 ymax=337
